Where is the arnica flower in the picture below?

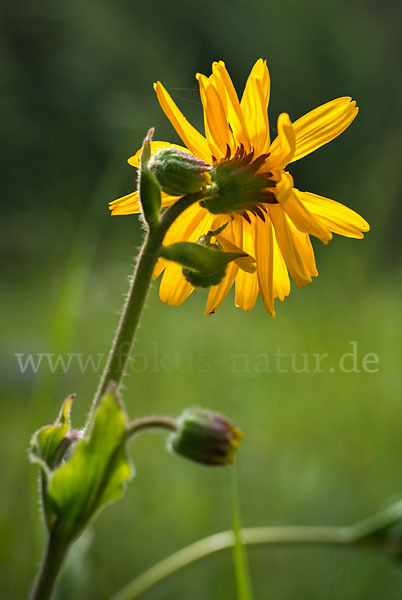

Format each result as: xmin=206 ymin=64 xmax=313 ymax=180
xmin=110 ymin=60 xmax=369 ymax=316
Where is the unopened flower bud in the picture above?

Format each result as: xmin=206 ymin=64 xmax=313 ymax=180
xmin=182 ymin=264 xmax=227 ymax=288
xmin=160 ymin=241 xmax=250 ymax=289
xmin=149 ymin=147 xmax=210 ymax=196
xmin=168 ymin=408 xmax=243 ymax=466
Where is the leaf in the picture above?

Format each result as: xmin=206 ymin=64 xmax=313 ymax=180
xmin=29 ymin=395 xmax=74 ymax=475
xmin=47 ymin=385 xmax=134 ymax=539
xmin=160 ymin=241 xmax=248 ymax=272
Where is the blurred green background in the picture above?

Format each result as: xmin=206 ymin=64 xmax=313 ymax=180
xmin=2 ymin=0 xmax=402 ymax=597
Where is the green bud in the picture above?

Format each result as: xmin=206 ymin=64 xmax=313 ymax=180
xmin=138 ymin=129 xmax=162 ymax=229
xmin=160 ymin=241 xmax=248 ymax=289
xmin=182 ymin=265 xmax=227 ymax=288
xmin=168 ymin=408 xmax=243 ymax=466
xmin=149 ymin=147 xmax=210 ymax=196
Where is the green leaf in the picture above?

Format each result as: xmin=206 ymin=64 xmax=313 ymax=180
xmin=160 ymin=241 xmax=246 ymax=273
xmin=29 ymin=394 xmax=74 ymax=475
xmin=47 ymin=385 xmax=134 ymax=539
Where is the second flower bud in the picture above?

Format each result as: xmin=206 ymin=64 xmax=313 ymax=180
xmin=149 ymin=147 xmax=211 ymax=196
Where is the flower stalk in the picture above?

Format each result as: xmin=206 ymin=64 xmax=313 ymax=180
xmin=111 ymin=497 xmax=402 ymax=600
xmin=29 ymin=533 xmax=70 ymax=600
xmin=90 ymin=188 xmax=206 ymax=421
xmin=30 ymin=157 xmax=213 ymax=599
xmin=125 ymin=416 xmax=178 ymax=439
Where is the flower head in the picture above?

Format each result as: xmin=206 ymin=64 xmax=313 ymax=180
xmin=110 ymin=60 xmax=369 ymax=315
xmin=168 ymin=408 xmax=243 ymax=466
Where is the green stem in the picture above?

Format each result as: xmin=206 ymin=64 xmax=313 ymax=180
xmin=229 ymin=466 xmax=254 ymax=600
xmin=29 ymin=533 xmax=69 ymax=600
xmin=125 ymin=416 xmax=178 ymax=439
xmin=111 ymin=525 xmax=354 ymax=600
xmin=89 ymin=190 xmax=204 ymax=421
xmin=112 ymin=498 xmax=402 ymax=600
xmin=30 ymin=190 xmax=205 ymax=600
xmin=91 ymin=229 xmax=162 ymax=411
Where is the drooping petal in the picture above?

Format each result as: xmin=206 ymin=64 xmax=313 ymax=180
xmin=272 ymin=229 xmax=290 ymax=301
xmin=153 ymin=257 xmax=168 ymax=280
xmin=232 ymin=217 xmax=259 ymax=311
xmin=204 ymin=219 xmax=240 ymax=314
xmin=127 ymin=141 xmax=190 ymax=168
xmin=211 ymin=61 xmax=251 ymax=152
xmin=269 ymin=205 xmax=313 ymax=288
xmin=241 ymin=59 xmax=271 ymax=152
xmin=196 ymin=73 xmax=235 ymax=159
xmin=290 ymin=97 xmax=358 ymax=163
xmin=154 ymin=82 xmax=211 ymax=161
xmin=204 ymin=257 xmax=238 ymax=314
xmin=159 ymin=262 xmax=194 ymax=306
xmin=288 ymin=223 xmax=318 ymax=279
xmin=204 ymin=263 xmax=239 ymax=315
xmin=254 ymin=214 xmax=275 ymax=316
xmin=295 ymin=190 xmax=370 ymax=239
xmin=275 ymin=172 xmax=332 ymax=244
xmin=264 ymin=113 xmax=295 ymax=170
xmin=216 ymin=235 xmax=256 ymax=273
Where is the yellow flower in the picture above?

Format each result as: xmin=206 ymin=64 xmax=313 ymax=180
xmin=110 ymin=60 xmax=369 ymax=316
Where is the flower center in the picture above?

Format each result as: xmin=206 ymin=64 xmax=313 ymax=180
xmin=201 ymin=144 xmax=277 ymax=221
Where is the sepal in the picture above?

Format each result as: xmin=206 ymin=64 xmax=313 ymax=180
xmin=138 ymin=129 xmax=162 ymax=229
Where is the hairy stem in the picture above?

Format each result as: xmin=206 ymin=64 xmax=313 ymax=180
xmin=89 ymin=190 xmax=204 ymax=422
xmin=29 ymin=533 xmax=69 ymax=600
xmin=31 ymin=190 xmax=205 ymax=600
xmin=91 ymin=229 xmax=162 ymax=412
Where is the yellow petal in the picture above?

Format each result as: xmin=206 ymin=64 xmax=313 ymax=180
xmin=216 ymin=235 xmax=256 ymax=273
xmin=109 ymin=191 xmax=140 ymax=215
xmin=265 ymin=113 xmax=295 ymax=170
xmin=241 ymin=59 xmax=271 ymax=151
xmin=154 ymin=81 xmax=211 ymax=161
xmin=275 ymin=172 xmax=332 ymax=244
xmin=159 ymin=262 xmax=194 ymax=306
xmin=153 ymin=257 xmax=168 ymax=280
xmin=290 ymin=97 xmax=358 ymax=163
xmin=211 ymin=61 xmax=251 ymax=152
xmin=204 ymin=262 xmax=239 ymax=315
xmin=272 ymin=229 xmax=290 ymax=301
xmin=127 ymin=141 xmax=190 ymax=168
xmin=162 ymin=204 xmax=214 ymax=246
xmin=254 ymin=214 xmax=275 ymax=316
xmin=204 ymin=219 xmax=240 ymax=314
xmin=196 ymin=73 xmax=235 ymax=159
xmin=232 ymin=217 xmax=259 ymax=311
xmin=288 ymin=222 xmax=318 ymax=278
xmin=211 ymin=214 xmax=230 ymax=231
xmin=295 ymin=190 xmax=370 ymax=239
xmin=269 ymin=205 xmax=312 ymax=288
xmin=109 ymin=190 xmax=177 ymax=216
